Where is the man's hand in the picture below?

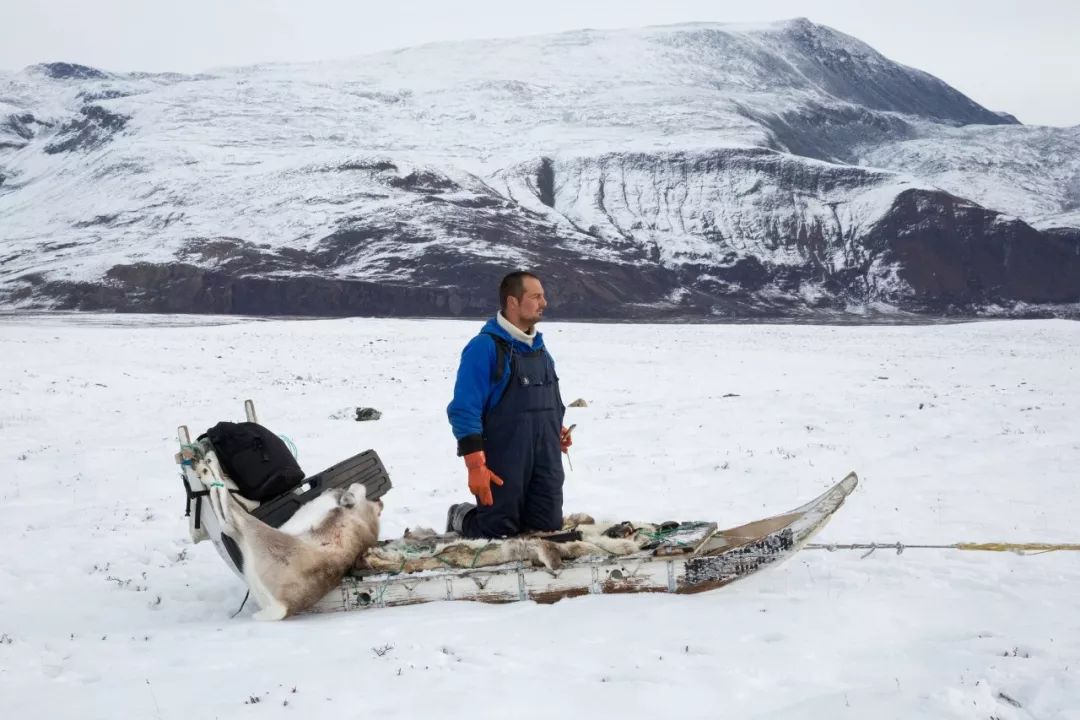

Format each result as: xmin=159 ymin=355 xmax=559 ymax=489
xmin=464 ymin=450 xmax=504 ymax=506
xmin=560 ymin=425 xmax=575 ymax=454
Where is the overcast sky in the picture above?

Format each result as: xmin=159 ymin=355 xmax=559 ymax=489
xmin=3 ymin=0 xmax=1077 ymax=126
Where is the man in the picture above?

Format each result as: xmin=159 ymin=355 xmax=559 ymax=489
xmin=445 ymin=271 xmax=573 ymax=538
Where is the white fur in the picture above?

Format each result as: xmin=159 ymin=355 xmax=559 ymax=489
xmin=210 ymin=482 xmax=381 ymax=620
xmin=277 ymin=491 xmax=339 ymax=535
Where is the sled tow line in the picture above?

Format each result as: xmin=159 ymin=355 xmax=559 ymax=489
xmin=804 ymin=541 xmax=1080 ymax=558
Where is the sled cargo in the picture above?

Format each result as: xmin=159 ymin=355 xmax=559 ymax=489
xmin=314 ymin=472 xmax=857 ymax=612
xmin=175 ymin=401 xmax=857 ymax=615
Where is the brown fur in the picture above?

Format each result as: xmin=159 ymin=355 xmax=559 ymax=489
xmin=212 ymin=483 xmax=381 ymax=620
xmin=356 ymin=517 xmax=645 ymax=575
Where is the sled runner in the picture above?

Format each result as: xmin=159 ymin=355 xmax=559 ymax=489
xmin=175 ymin=401 xmax=857 ymax=615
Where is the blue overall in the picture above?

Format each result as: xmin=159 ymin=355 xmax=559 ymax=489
xmin=461 ymin=338 xmax=566 ymax=538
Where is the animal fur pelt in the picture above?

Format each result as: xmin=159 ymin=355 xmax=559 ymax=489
xmin=356 ymin=515 xmax=658 ymax=575
xmin=210 ymin=483 xmax=381 ymax=620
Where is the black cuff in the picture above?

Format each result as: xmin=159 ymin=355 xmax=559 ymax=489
xmin=456 ymin=434 xmax=484 ymax=457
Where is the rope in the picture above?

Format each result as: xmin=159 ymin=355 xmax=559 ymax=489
xmin=371 ymin=578 xmax=390 ymax=606
xmin=379 ymin=541 xmax=498 ymax=575
xmin=178 ymin=443 xmax=205 ymax=460
xmin=805 ymin=541 xmax=1080 ymax=558
xmin=231 ymin=591 xmax=250 ymax=618
xmin=277 ymin=434 xmax=299 ymax=460
xmin=955 ymin=542 xmax=1080 ymax=553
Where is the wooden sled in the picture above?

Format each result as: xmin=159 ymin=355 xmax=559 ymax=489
xmin=174 ymin=401 xmax=857 ymax=615
xmin=307 ymin=472 xmax=859 ymax=614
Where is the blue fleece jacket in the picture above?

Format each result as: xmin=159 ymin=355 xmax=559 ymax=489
xmin=446 ymin=317 xmax=551 ymax=453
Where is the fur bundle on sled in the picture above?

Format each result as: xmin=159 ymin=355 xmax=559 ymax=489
xmin=355 ymin=513 xmax=656 ymax=575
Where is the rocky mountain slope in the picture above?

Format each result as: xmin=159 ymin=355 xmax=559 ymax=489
xmin=1 ymin=19 xmax=1078 ymax=318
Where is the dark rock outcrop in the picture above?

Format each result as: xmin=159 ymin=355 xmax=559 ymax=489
xmin=872 ymin=190 xmax=1080 ymax=309
xmin=1 ymin=113 xmax=51 ymax=151
xmin=29 ymin=185 xmax=1080 ymax=319
xmin=35 ymin=63 xmax=109 ymax=80
xmin=44 ymin=105 xmax=130 ymax=154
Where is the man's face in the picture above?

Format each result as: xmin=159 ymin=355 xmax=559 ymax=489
xmin=510 ymin=277 xmax=547 ymax=327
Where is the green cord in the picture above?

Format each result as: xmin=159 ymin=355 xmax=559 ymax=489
xmin=277 ymin=434 xmax=299 ymax=460
xmin=470 ymin=543 xmax=495 ymax=568
xmin=179 ymin=442 xmax=205 ymax=459
xmin=380 ymin=541 xmax=497 ymax=574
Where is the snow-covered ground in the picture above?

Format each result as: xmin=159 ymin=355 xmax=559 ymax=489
xmin=1 ymin=314 xmax=1077 ymax=719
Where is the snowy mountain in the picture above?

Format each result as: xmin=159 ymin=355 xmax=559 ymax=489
xmin=1 ymin=19 xmax=1079 ymax=318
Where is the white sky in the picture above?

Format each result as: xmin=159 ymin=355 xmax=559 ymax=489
xmin=2 ymin=0 xmax=1077 ymax=127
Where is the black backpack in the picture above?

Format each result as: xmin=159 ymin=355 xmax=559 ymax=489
xmin=200 ymin=421 xmax=305 ymax=501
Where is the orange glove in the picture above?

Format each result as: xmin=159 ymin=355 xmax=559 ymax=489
xmin=464 ymin=450 xmax=504 ymax=506
xmin=560 ymin=425 xmax=574 ymax=454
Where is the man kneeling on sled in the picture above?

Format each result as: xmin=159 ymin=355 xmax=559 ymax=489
xmin=445 ymin=270 xmax=573 ymax=538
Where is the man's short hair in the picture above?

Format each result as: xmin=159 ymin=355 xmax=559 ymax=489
xmin=499 ymin=270 xmax=539 ymax=310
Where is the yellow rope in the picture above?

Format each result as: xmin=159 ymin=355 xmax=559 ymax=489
xmin=954 ymin=542 xmax=1080 ymax=554
xmin=807 ymin=541 xmax=1080 ymax=556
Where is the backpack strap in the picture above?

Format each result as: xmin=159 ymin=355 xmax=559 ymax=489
xmin=181 ymin=476 xmax=210 ymax=530
xmin=481 ymin=332 xmax=511 ymax=384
